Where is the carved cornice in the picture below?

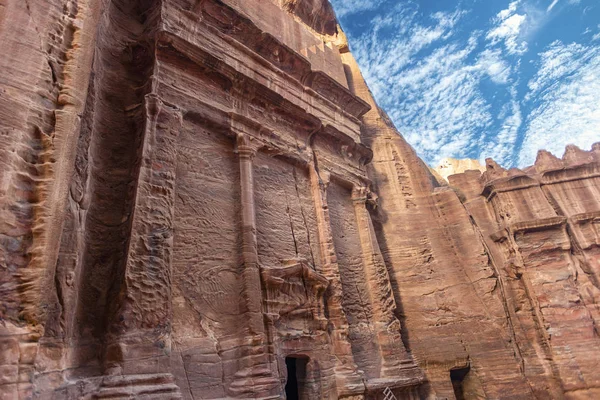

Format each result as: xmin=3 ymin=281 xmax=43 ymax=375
xmin=198 ymin=0 xmax=311 ymax=81
xmin=567 ymin=211 xmax=600 ymax=250
xmin=156 ymin=34 xmax=372 ymax=186
xmin=540 ymin=162 xmax=600 ymax=185
xmin=476 ymin=148 xmax=600 ymax=199
xmin=511 ymin=216 xmax=567 ymax=234
xmin=303 ymin=71 xmax=371 ymax=119
xmin=320 ymin=124 xmax=373 ymax=166
xmin=482 ymin=174 xmax=541 ymax=201
xmin=157 ymin=31 xmax=363 ymax=143
xmin=491 ymin=216 xmax=568 ymax=242
xmin=568 ymin=211 xmax=600 ymax=225
xmin=187 ymin=0 xmax=371 ymax=119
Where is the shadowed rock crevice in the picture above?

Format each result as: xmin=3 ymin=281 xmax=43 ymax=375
xmin=61 ymin=0 xmax=161 ymax=371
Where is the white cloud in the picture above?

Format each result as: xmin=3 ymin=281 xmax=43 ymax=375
xmin=343 ymin=3 xmax=526 ymax=165
xmin=347 ymin=4 xmax=503 ymax=165
xmin=548 ymin=0 xmax=581 ymax=12
xmin=547 ymin=0 xmax=559 ymax=12
xmin=330 ymin=0 xmax=385 ymax=17
xmin=519 ymin=41 xmax=600 ymax=165
xmin=350 ymin=5 xmax=466 ymax=101
xmin=372 ymin=36 xmax=498 ymax=165
xmin=475 ymin=48 xmax=512 ymax=84
xmin=498 ymin=0 xmax=520 ymax=20
xmin=486 ymin=1 xmax=528 ymax=55
xmin=526 ymin=41 xmax=589 ymax=96
xmin=335 ymin=0 xmax=599 ymax=168
xmin=483 ymin=87 xmax=522 ymax=165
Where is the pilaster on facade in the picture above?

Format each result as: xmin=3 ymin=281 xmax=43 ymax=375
xmin=228 ymin=131 xmax=281 ymax=397
xmin=351 ymin=186 xmax=423 ymax=389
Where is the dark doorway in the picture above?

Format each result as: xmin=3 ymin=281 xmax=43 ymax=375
xmin=450 ymin=366 xmax=470 ymax=400
xmin=285 ymin=356 xmax=308 ymax=400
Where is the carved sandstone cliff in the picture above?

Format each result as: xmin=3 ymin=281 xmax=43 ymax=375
xmin=0 ymin=0 xmax=599 ymax=399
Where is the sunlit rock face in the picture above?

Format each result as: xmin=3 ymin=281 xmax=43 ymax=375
xmin=279 ymin=0 xmax=338 ymax=35
xmin=434 ymin=158 xmax=485 ymax=183
xmin=0 ymin=0 xmax=599 ymax=399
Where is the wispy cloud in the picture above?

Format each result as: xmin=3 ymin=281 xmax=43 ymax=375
xmin=330 ymin=0 xmax=385 ymax=17
xmin=483 ymin=87 xmax=522 ymax=164
xmin=332 ymin=0 xmax=599 ymax=167
xmin=594 ymin=24 xmax=600 ymax=41
xmin=547 ymin=0 xmax=559 ymax=12
xmin=475 ymin=48 xmax=512 ymax=84
xmin=486 ymin=1 xmax=528 ymax=55
xmin=388 ymin=36 xmax=494 ymax=163
xmin=519 ymin=41 xmax=600 ymax=165
xmin=526 ymin=41 xmax=589 ymax=97
xmin=547 ymin=0 xmax=582 ymax=13
xmin=340 ymin=2 xmax=528 ymax=165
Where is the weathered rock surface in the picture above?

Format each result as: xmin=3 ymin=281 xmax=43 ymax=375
xmin=0 ymin=0 xmax=599 ymax=399
xmin=434 ymin=158 xmax=485 ymax=183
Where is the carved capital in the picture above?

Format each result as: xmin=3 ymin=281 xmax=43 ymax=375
xmin=351 ymin=185 xmax=368 ymax=204
xmin=144 ymin=93 xmax=163 ymax=118
xmin=235 ymin=133 xmax=258 ymax=160
xmin=316 ymin=168 xmax=331 ymax=192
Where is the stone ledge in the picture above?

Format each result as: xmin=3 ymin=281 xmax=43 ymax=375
xmin=541 ymin=162 xmax=600 ymax=185
xmin=569 ymin=211 xmax=600 ymax=224
xmin=170 ymin=0 xmax=371 ymax=120
xmin=511 ymin=216 xmax=567 ymax=234
xmin=491 ymin=216 xmax=568 ymax=241
xmin=482 ymin=174 xmax=540 ymax=201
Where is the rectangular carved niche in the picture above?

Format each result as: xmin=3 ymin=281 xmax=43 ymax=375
xmin=171 ymin=120 xmax=243 ymax=398
xmin=254 ymin=153 xmax=320 ymax=268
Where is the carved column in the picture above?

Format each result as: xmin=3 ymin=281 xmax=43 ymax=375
xmin=309 ymin=165 xmax=366 ymax=396
xmin=351 ymin=186 xmax=419 ymax=380
xmin=98 ymin=95 xmax=182 ymax=397
xmin=227 ymin=132 xmax=280 ymax=397
xmin=237 ymin=134 xmax=265 ymax=335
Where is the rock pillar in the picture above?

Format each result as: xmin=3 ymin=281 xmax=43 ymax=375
xmin=96 ymin=95 xmax=183 ymax=398
xmin=227 ymin=131 xmax=280 ymax=397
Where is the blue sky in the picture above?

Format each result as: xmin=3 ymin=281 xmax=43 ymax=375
xmin=329 ymin=0 xmax=600 ymax=167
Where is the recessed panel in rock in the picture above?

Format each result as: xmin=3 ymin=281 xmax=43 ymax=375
xmin=173 ymin=122 xmax=243 ymax=338
xmin=254 ymin=153 xmax=319 ymax=269
xmin=327 ymin=179 xmax=380 ymax=377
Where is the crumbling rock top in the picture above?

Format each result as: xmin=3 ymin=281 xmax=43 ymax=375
xmin=434 ymin=157 xmax=485 ymax=182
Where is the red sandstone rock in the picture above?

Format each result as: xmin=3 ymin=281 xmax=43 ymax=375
xmin=1 ymin=0 xmax=599 ymax=399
